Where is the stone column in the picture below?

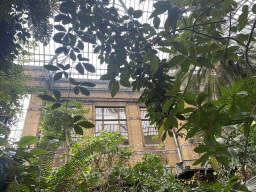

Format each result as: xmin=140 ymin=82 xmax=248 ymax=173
xmin=126 ymin=104 xmax=144 ymax=151
xmin=83 ymin=103 xmax=94 ymax=136
xmin=21 ymin=93 xmax=43 ymax=147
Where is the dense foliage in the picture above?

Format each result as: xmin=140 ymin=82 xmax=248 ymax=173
xmin=1 ymin=0 xmax=256 ymax=191
xmin=47 ymin=131 xmax=185 ymax=192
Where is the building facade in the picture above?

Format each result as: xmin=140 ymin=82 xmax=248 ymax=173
xmin=22 ymin=65 xmax=203 ymax=175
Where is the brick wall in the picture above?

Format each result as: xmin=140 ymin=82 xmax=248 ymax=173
xmin=22 ymin=66 xmax=202 ymax=171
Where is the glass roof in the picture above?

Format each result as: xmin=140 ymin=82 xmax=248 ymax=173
xmin=18 ymin=0 xmax=255 ymax=80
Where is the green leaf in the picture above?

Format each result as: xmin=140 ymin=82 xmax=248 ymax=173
xmin=80 ymin=87 xmax=90 ymax=96
xmin=74 ymin=125 xmax=83 ymax=135
xmin=181 ymin=59 xmax=190 ymax=73
xmin=120 ymin=78 xmax=130 ymax=87
xmin=158 ymin=47 xmax=171 ymax=53
xmin=74 ymin=115 xmax=83 ymax=123
xmin=70 ymin=50 xmax=76 ymax=61
xmin=210 ymin=155 xmax=218 ymax=172
xmin=63 ymin=64 xmax=70 ymax=70
xmin=153 ymin=16 xmax=160 ymax=29
xmin=100 ymin=74 xmax=112 ymax=80
xmin=69 ymin=78 xmax=79 ymax=85
xmin=38 ymin=95 xmax=56 ymax=102
xmin=193 ymin=153 xmax=211 ymax=166
xmin=253 ymin=4 xmax=256 ymax=14
xmin=16 ymin=184 xmax=31 ymax=192
xmin=94 ymin=46 xmax=100 ymax=53
xmin=197 ymin=57 xmax=214 ymax=69
xmin=162 ymin=131 xmax=167 ymax=141
xmin=64 ymin=72 xmax=68 ymax=78
xmin=169 ymin=117 xmax=178 ymax=128
xmin=177 ymin=100 xmax=184 ymax=111
xmin=158 ymin=121 xmax=165 ymax=136
xmin=30 ymin=148 xmax=49 ymax=155
xmin=210 ymin=182 xmax=223 ymax=189
xmin=0 ymin=138 xmax=8 ymax=146
xmin=128 ymin=7 xmax=134 ymax=16
xmin=184 ymin=92 xmax=197 ymax=105
xmin=238 ymin=5 xmax=248 ymax=31
xmin=164 ymin=19 xmax=171 ymax=32
xmin=172 ymin=42 xmax=188 ymax=55
xmin=67 ymin=115 xmax=73 ymax=124
xmin=227 ymin=46 xmax=239 ymax=53
xmin=51 ymin=103 xmax=61 ymax=110
xmin=168 ymin=130 xmax=173 ymax=137
xmin=215 ymin=155 xmax=229 ymax=166
xmin=53 ymin=90 xmax=61 ymax=101
xmin=109 ymin=79 xmax=119 ymax=97
xmin=232 ymin=183 xmax=249 ymax=192
xmin=197 ymin=92 xmax=209 ymax=105
xmin=197 ymin=45 xmax=211 ymax=55
xmin=54 ymin=25 xmax=66 ymax=32
xmin=204 ymin=134 xmax=216 ymax=152
xmin=186 ymin=126 xmax=200 ymax=139
xmin=76 ymin=121 xmax=95 ymax=128
xmin=244 ymin=117 xmax=251 ymax=138
xmin=76 ymin=63 xmax=84 ymax=75
xmin=168 ymin=55 xmax=185 ymax=68
xmin=44 ymin=65 xmax=59 ymax=71
xmin=143 ymin=52 xmax=149 ymax=63
xmin=55 ymin=47 xmax=67 ymax=54
xmin=16 ymin=151 xmax=34 ymax=159
xmin=194 ymin=145 xmax=209 ymax=153
xmin=222 ymin=0 xmax=233 ymax=13
xmin=220 ymin=86 xmax=229 ymax=96
xmin=149 ymin=54 xmax=159 ymax=73
xmin=236 ymin=34 xmax=249 ymax=42
xmin=122 ymin=15 xmax=129 ymax=20
xmin=53 ymin=32 xmax=65 ymax=43
xmin=182 ymin=107 xmax=195 ymax=114
xmin=173 ymin=79 xmax=181 ymax=93
xmin=16 ymin=136 xmax=38 ymax=148
xmin=133 ymin=10 xmax=143 ymax=18
xmin=57 ymin=63 xmax=65 ymax=69
xmin=54 ymin=72 xmax=63 ymax=81
xmin=77 ymin=40 xmax=84 ymax=50
xmin=74 ymin=86 xmax=79 ymax=95
xmin=230 ymin=81 xmax=244 ymax=95
xmin=149 ymin=1 xmax=171 ymax=19
xmin=81 ymin=82 xmax=96 ymax=87
xmin=163 ymin=98 xmax=174 ymax=113
xmin=83 ymin=63 xmax=96 ymax=73
xmin=73 ymin=48 xmax=80 ymax=53
xmin=54 ymin=14 xmax=66 ymax=22
xmin=0 ymin=91 xmax=11 ymax=101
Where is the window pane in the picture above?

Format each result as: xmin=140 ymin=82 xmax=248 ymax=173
xmin=142 ymin=121 xmax=157 ymax=136
xmin=104 ymin=108 xmax=118 ymax=119
xmin=140 ymin=108 xmax=162 ymax=145
xmin=95 ymin=108 xmax=102 ymax=120
xmin=120 ymin=121 xmax=128 ymax=138
xmin=104 ymin=123 xmax=119 ymax=132
xmin=140 ymin=108 xmax=148 ymax=119
xmin=95 ymin=121 xmax=103 ymax=135
xmin=8 ymin=95 xmax=31 ymax=144
xmin=119 ymin=108 xmax=126 ymax=119
xmin=95 ymin=107 xmax=128 ymax=145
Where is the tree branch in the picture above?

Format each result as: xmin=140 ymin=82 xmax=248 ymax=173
xmin=193 ymin=0 xmax=225 ymax=29
xmin=224 ymin=5 xmax=232 ymax=62
xmin=184 ymin=29 xmax=246 ymax=47
xmin=245 ymin=18 xmax=256 ymax=72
